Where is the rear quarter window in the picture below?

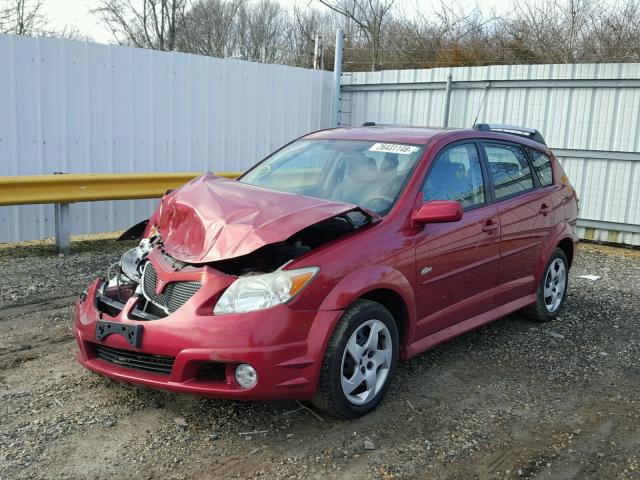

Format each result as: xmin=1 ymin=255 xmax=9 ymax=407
xmin=525 ymin=147 xmax=554 ymax=187
xmin=483 ymin=143 xmax=534 ymax=200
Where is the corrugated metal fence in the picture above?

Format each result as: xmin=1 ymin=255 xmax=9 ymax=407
xmin=0 ymin=34 xmax=335 ymax=243
xmin=2 ymin=34 xmax=639 ymax=247
xmin=341 ymin=63 xmax=640 ymax=246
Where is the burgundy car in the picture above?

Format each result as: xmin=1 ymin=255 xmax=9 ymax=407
xmin=74 ymin=124 xmax=578 ymax=417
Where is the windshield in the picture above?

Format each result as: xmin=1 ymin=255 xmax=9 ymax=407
xmin=239 ymin=139 xmax=425 ymax=215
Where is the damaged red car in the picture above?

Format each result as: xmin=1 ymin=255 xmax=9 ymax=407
xmin=74 ymin=124 xmax=578 ymax=417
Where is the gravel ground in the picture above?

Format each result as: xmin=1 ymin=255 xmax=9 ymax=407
xmin=0 ymin=236 xmax=639 ymax=480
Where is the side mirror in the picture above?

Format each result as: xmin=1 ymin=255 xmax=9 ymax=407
xmin=412 ymin=200 xmax=463 ymax=225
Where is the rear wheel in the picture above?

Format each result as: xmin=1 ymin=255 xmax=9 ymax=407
xmin=313 ymin=299 xmax=399 ymax=418
xmin=524 ymin=248 xmax=569 ymax=322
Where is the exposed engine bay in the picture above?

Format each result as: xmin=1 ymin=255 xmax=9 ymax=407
xmin=96 ymin=210 xmax=372 ymax=321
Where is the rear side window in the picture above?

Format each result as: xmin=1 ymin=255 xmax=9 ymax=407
xmin=483 ymin=143 xmax=534 ymax=200
xmin=525 ymin=148 xmax=554 ymax=186
xmin=423 ymin=143 xmax=485 ymax=208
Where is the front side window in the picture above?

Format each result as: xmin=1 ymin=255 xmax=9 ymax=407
xmin=240 ymin=139 xmax=424 ymax=215
xmin=525 ymin=147 xmax=554 ymax=187
xmin=483 ymin=143 xmax=534 ymax=200
xmin=422 ymin=143 xmax=485 ymax=208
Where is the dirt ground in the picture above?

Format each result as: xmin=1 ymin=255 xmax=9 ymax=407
xmin=0 ymin=236 xmax=638 ymax=480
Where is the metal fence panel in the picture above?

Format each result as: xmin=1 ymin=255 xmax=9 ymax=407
xmin=0 ymin=35 xmax=334 ymax=243
xmin=341 ymin=63 xmax=640 ymax=245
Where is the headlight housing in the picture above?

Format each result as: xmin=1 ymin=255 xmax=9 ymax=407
xmin=213 ymin=266 xmax=319 ymax=315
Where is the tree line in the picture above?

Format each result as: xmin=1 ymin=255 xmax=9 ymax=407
xmin=2 ymin=0 xmax=640 ymax=71
xmin=0 ymin=0 xmax=82 ymax=38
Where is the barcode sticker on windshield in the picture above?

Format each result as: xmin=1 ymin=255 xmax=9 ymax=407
xmin=369 ymin=143 xmax=419 ymax=155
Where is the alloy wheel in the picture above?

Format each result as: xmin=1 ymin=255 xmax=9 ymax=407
xmin=544 ymin=258 xmax=566 ymax=313
xmin=340 ymin=319 xmax=393 ymax=405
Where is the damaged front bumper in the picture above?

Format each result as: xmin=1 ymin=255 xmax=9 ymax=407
xmin=74 ymin=277 xmax=343 ymax=400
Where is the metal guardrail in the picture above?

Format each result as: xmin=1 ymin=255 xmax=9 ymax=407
xmin=0 ymin=172 xmax=241 ymax=206
xmin=0 ymin=172 xmax=241 ymax=254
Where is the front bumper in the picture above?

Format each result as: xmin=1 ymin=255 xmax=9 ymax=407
xmin=74 ymin=279 xmax=342 ymax=400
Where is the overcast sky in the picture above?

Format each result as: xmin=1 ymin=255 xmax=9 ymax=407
xmin=41 ymin=0 xmax=517 ymax=44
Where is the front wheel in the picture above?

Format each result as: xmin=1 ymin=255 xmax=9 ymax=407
xmin=313 ymin=299 xmax=399 ymax=418
xmin=524 ymin=248 xmax=569 ymax=322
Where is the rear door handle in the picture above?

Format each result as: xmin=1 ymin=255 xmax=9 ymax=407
xmin=482 ymin=220 xmax=499 ymax=233
xmin=539 ymin=204 xmax=552 ymax=215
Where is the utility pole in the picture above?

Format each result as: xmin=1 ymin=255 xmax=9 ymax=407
xmin=442 ymin=74 xmax=453 ymax=128
xmin=332 ymin=29 xmax=344 ymax=127
xmin=313 ymin=35 xmax=321 ymax=69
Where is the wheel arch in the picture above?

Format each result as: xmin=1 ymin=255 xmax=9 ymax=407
xmin=360 ymin=288 xmax=409 ymax=350
xmin=557 ymin=236 xmax=575 ymax=268
xmin=317 ymin=265 xmax=417 ymax=356
xmin=534 ymin=222 xmax=578 ymax=282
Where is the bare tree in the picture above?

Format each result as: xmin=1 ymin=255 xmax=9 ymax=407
xmin=584 ymin=0 xmax=640 ymax=62
xmin=81 ymin=0 xmax=640 ymax=70
xmin=178 ymin=0 xmax=244 ymax=56
xmin=376 ymin=3 xmax=498 ymax=69
xmin=498 ymin=0 xmax=598 ymax=63
xmin=234 ymin=0 xmax=287 ymax=62
xmin=94 ymin=0 xmax=189 ymax=51
xmin=281 ymin=6 xmax=337 ymax=67
xmin=0 ymin=0 xmax=46 ymax=35
xmin=317 ymin=0 xmax=396 ymax=70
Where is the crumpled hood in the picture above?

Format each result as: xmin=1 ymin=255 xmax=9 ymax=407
xmin=151 ymin=174 xmax=375 ymax=264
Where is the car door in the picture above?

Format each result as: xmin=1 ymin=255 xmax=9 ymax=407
xmin=480 ymin=141 xmax=557 ymax=305
xmin=413 ymin=142 xmax=501 ymax=339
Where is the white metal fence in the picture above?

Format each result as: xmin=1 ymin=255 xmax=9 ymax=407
xmin=2 ymin=34 xmax=639 ymax=247
xmin=341 ymin=63 xmax=640 ymax=246
xmin=0 ymin=34 xmax=335 ymax=243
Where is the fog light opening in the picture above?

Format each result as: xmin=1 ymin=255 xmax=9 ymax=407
xmin=235 ymin=363 xmax=257 ymax=388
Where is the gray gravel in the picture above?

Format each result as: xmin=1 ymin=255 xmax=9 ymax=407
xmin=0 ymin=237 xmax=638 ymax=480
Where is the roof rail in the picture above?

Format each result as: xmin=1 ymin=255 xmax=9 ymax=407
xmin=361 ymin=122 xmax=412 ymax=128
xmin=473 ymin=123 xmax=546 ymax=145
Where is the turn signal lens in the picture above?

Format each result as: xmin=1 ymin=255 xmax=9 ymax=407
xmin=289 ymin=270 xmax=315 ymax=296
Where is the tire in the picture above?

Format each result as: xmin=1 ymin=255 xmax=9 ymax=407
xmin=524 ymin=248 xmax=569 ymax=322
xmin=313 ymin=299 xmax=399 ymax=418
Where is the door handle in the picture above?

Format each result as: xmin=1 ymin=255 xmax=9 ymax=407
xmin=539 ymin=204 xmax=552 ymax=215
xmin=482 ymin=220 xmax=499 ymax=233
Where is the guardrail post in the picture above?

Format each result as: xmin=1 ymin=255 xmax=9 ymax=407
xmin=54 ymin=203 xmax=70 ymax=255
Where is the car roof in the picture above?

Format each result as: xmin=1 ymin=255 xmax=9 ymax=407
xmin=303 ymin=126 xmax=445 ymax=145
xmin=302 ymin=126 xmax=550 ymax=152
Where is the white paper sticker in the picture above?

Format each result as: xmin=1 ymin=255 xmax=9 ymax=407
xmin=578 ymin=274 xmax=601 ymax=281
xmin=368 ymin=143 xmax=419 ymax=155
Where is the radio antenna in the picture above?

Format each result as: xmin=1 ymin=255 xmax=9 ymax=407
xmin=472 ymin=83 xmax=490 ymax=127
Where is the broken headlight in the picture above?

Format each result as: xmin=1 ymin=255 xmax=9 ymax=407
xmin=213 ymin=266 xmax=319 ymax=315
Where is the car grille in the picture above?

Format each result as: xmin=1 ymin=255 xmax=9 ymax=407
xmin=93 ymin=344 xmax=174 ymax=375
xmin=141 ymin=261 xmax=201 ymax=314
